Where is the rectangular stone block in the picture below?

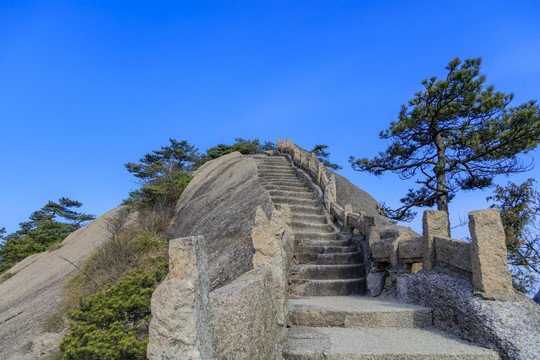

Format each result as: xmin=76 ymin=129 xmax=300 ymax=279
xmin=468 ymin=209 xmax=514 ymax=295
xmin=434 ymin=236 xmax=472 ymax=275
xmin=148 ymin=236 xmax=213 ymax=360
xmin=423 ymin=210 xmax=450 ymax=271
xmin=210 ymin=267 xmax=277 ymax=360
xmin=399 ymin=237 xmax=424 ymax=263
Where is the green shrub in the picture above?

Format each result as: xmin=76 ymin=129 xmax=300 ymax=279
xmin=60 ymin=264 xmax=168 ymax=360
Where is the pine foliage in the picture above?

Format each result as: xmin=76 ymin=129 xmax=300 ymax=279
xmin=350 ymin=57 xmax=540 ymax=222
xmin=60 ymin=264 xmax=168 ymax=360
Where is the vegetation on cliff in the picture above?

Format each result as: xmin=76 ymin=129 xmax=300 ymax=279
xmin=350 ymin=57 xmax=540 ymax=223
xmin=488 ymin=179 xmax=540 ymax=293
xmin=0 ymin=198 xmax=95 ymax=273
xmin=60 ymin=265 xmax=168 ymax=360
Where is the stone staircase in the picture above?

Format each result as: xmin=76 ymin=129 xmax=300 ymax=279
xmin=254 ymin=155 xmax=499 ymax=360
xmin=254 ymin=155 xmax=366 ymax=297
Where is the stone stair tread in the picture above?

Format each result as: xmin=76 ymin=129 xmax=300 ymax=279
xmin=295 ymin=245 xmax=357 ymax=253
xmin=288 ymin=296 xmax=432 ymax=328
xmin=270 ymin=191 xmax=314 ymax=199
xmin=295 ymin=239 xmax=352 ymax=247
xmin=282 ymin=326 xmax=499 ymax=359
xmin=290 ymin=277 xmax=366 ymax=283
xmin=295 ymin=231 xmax=339 ymax=238
xmin=290 ymin=278 xmax=366 ymax=296
xmin=290 ymin=264 xmax=365 ymax=280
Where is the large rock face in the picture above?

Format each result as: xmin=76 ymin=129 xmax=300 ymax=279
xmin=0 ymin=207 xmax=127 ymax=360
xmin=167 ymin=152 xmax=274 ymax=291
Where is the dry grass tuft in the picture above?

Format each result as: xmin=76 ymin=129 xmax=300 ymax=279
xmin=0 ymin=271 xmax=13 ymax=284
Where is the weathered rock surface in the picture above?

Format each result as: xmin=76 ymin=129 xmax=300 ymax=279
xmin=397 ymin=272 xmax=540 ymax=360
xmin=147 ymin=236 xmax=213 ymax=360
xmin=210 ymin=266 xmax=277 ymax=360
xmin=168 ymin=152 xmax=274 ymax=291
xmin=0 ymin=207 xmax=128 ymax=360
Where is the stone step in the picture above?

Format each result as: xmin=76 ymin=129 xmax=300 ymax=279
xmin=290 ymin=264 xmax=366 ymax=280
xmin=295 ymin=231 xmax=339 ymax=241
xmin=269 ymin=190 xmax=314 ymax=200
xmin=256 ymin=164 xmax=293 ymax=170
xmin=261 ymin=179 xmax=305 ymax=187
xmin=294 ymin=251 xmax=362 ymax=265
xmin=264 ymin=184 xmax=310 ymax=192
xmin=260 ymin=176 xmax=302 ymax=183
xmin=271 ymin=197 xmax=320 ymax=207
xmin=255 ymin=157 xmax=288 ymax=163
xmin=292 ymin=213 xmax=327 ymax=224
xmin=292 ymin=221 xmax=334 ymax=232
xmin=295 ymin=238 xmax=352 ymax=247
xmin=289 ymin=278 xmax=366 ymax=296
xmin=282 ymin=326 xmax=499 ymax=359
xmin=288 ymin=296 xmax=432 ymax=328
xmin=258 ymin=170 xmax=296 ymax=176
xmin=295 ymin=245 xmax=358 ymax=254
xmin=289 ymin=205 xmax=322 ymax=216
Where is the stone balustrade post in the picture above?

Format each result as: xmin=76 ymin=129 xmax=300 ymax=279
xmin=286 ymin=139 xmax=292 ymax=153
xmin=343 ymin=204 xmax=353 ymax=231
xmin=317 ymin=163 xmax=325 ymax=187
xmin=147 ymin=236 xmax=214 ymax=360
xmin=422 ymin=210 xmax=450 ymax=271
xmin=468 ymin=209 xmax=514 ymax=297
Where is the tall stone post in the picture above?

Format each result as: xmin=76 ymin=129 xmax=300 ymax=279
xmin=343 ymin=204 xmax=353 ymax=231
xmin=277 ymin=138 xmax=282 ymax=151
xmin=317 ymin=163 xmax=325 ymax=187
xmin=300 ymin=151 xmax=306 ymax=170
xmin=285 ymin=139 xmax=292 ymax=153
xmin=422 ymin=210 xmax=450 ymax=271
xmin=147 ymin=236 xmax=214 ymax=360
xmin=468 ymin=209 xmax=514 ymax=297
xmin=252 ymin=206 xmax=291 ymax=326
xmin=324 ymin=175 xmax=337 ymax=214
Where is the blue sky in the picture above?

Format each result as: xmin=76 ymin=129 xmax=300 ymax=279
xmin=1 ymin=0 xmax=539 ymax=239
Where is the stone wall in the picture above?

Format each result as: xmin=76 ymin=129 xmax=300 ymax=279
xmin=149 ymin=198 xmax=293 ymax=359
xmin=210 ymin=267 xmax=277 ymax=360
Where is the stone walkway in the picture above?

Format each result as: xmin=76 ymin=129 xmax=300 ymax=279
xmin=255 ymin=154 xmax=500 ymax=360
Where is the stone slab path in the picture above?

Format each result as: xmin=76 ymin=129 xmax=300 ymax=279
xmin=254 ymin=155 xmax=499 ymax=360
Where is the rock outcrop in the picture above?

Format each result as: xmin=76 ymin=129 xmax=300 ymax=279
xmin=398 ymin=272 xmax=540 ymax=360
xmin=167 ymin=152 xmax=275 ymax=291
xmin=0 ymin=207 xmax=128 ymax=360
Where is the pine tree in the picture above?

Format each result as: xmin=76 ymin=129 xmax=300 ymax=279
xmin=350 ymin=58 xmax=540 ymax=223
xmin=0 ymin=198 xmax=95 ymax=272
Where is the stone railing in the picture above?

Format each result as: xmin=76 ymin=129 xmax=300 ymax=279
xmin=275 ymin=138 xmax=514 ymax=299
xmin=147 ymin=204 xmax=293 ymax=359
xmin=277 ymin=138 xmax=375 ymax=235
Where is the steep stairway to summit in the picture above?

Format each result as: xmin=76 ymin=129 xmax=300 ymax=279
xmin=254 ymin=154 xmax=499 ymax=360
xmin=254 ymin=155 xmax=366 ymax=296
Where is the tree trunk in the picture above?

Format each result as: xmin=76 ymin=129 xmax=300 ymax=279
xmin=434 ymin=133 xmax=451 ymax=234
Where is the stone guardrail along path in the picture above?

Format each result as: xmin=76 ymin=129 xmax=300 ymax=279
xmin=254 ymin=154 xmax=499 ymax=359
